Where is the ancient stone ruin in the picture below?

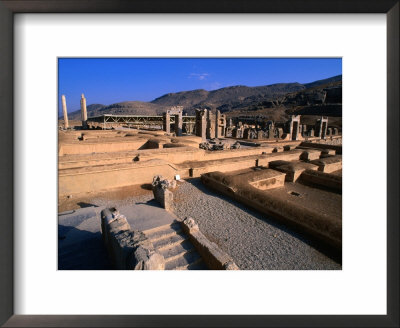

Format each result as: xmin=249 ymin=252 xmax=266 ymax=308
xmin=58 ymin=98 xmax=342 ymax=270
xmin=151 ymin=175 xmax=176 ymax=211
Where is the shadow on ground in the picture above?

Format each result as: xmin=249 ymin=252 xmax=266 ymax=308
xmin=141 ymin=183 xmax=153 ymax=190
xmin=135 ymin=199 xmax=162 ymax=208
xmin=58 ymin=225 xmax=113 ymax=270
xmin=77 ymin=202 xmax=99 ymax=208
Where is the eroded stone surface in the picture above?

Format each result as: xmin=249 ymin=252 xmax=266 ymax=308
xmin=101 ymin=207 xmax=165 ymax=270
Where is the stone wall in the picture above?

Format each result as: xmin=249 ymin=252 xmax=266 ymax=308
xmin=181 ymin=217 xmax=239 ymax=270
xmin=299 ymin=169 xmax=342 ymax=192
xmin=311 ymin=155 xmax=342 ymax=173
xmin=101 ymin=208 xmax=165 ymax=270
xmin=59 ymin=159 xmax=178 ymax=196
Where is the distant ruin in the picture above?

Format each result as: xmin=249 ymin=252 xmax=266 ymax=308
xmin=60 ymin=95 xmax=339 ymax=144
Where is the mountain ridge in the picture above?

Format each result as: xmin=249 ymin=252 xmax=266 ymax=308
xmin=65 ymin=74 xmax=342 ymax=121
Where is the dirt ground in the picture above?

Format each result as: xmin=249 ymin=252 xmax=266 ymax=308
xmin=58 ymin=183 xmax=153 ymax=213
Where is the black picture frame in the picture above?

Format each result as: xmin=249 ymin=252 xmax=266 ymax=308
xmin=0 ymin=1 xmax=398 ymax=327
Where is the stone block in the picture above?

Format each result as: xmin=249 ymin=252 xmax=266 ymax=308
xmin=283 ymin=145 xmax=296 ymax=151
xmin=300 ymin=149 xmax=321 ymax=161
xmin=311 ymin=155 xmax=342 ymax=173
xmin=274 ymin=162 xmax=319 ymax=182
xmin=129 ymin=245 xmax=165 ymax=270
xmin=320 ymin=149 xmax=336 ymax=158
xmin=299 ymin=169 xmax=342 ymax=192
xmin=181 ymin=217 xmax=239 ymax=270
xmin=152 ymin=175 xmax=175 ymax=211
xmin=247 ymin=169 xmax=286 ymax=190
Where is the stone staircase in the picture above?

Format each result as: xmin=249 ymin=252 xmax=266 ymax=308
xmin=143 ymin=221 xmax=208 ymax=270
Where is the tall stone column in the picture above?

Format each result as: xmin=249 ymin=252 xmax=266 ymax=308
xmin=322 ymin=117 xmax=328 ymax=139
xmin=80 ymin=93 xmax=88 ymax=129
xmin=195 ymin=109 xmax=207 ymax=140
xmin=163 ymin=112 xmax=170 ymax=133
xmin=61 ymin=95 xmax=69 ymax=129
xmin=215 ymin=110 xmax=221 ymax=138
xmin=201 ymin=110 xmax=207 ymax=140
xmin=174 ymin=111 xmax=183 ymax=136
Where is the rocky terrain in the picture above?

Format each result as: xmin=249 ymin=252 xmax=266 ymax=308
xmin=66 ymin=75 xmax=342 ymax=122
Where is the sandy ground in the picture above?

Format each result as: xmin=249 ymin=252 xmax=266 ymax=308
xmin=58 ymin=184 xmax=153 ymax=213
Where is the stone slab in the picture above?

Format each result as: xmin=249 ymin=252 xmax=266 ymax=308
xmin=311 ymin=155 xmax=342 ymax=173
xmin=300 ymin=169 xmax=342 ymax=192
xmin=274 ymin=162 xmax=319 ymax=182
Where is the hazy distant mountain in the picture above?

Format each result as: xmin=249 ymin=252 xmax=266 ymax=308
xmin=304 ymin=74 xmax=342 ymax=89
xmin=65 ymin=75 xmax=342 ymax=121
xmin=151 ymin=83 xmax=305 ymax=109
xmin=67 ymin=101 xmax=168 ymax=120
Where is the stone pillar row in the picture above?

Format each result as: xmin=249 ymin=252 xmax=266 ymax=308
xmin=61 ymin=94 xmax=88 ymax=130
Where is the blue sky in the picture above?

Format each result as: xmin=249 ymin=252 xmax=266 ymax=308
xmin=58 ymin=58 xmax=341 ymax=114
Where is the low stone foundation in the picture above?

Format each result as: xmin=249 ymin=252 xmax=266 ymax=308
xmin=101 ymin=208 xmax=165 ymax=270
xmin=299 ymin=149 xmax=321 ymax=161
xmin=300 ymin=141 xmax=342 ymax=155
xmin=311 ymin=155 xmax=342 ymax=173
xmin=299 ymin=169 xmax=342 ymax=192
xmin=201 ymin=171 xmax=342 ymax=254
xmin=181 ymin=217 xmax=239 ymax=270
xmin=272 ymin=161 xmax=319 ymax=182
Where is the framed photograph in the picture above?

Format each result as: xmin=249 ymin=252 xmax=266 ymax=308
xmin=1 ymin=1 xmax=398 ymax=327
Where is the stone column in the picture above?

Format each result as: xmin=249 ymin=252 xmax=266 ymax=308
xmin=276 ymin=128 xmax=283 ymax=139
xmin=206 ymin=110 xmax=216 ymax=139
xmin=221 ymin=113 xmax=226 ymax=137
xmin=315 ymin=118 xmax=322 ymax=137
xmin=323 ymin=117 xmax=328 ymax=139
xmin=174 ymin=111 xmax=183 ymax=136
xmin=163 ymin=112 xmax=170 ymax=133
xmin=80 ymin=93 xmax=88 ymax=129
xmin=215 ymin=110 xmax=221 ymax=138
xmin=301 ymin=124 xmax=307 ymax=137
xmin=196 ymin=109 xmax=207 ymax=140
xmin=61 ymin=95 xmax=69 ymax=129
xmin=289 ymin=121 xmax=294 ymax=139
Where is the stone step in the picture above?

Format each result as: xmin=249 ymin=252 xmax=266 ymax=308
xmin=144 ymin=225 xmax=182 ymax=243
xmin=143 ymin=222 xmax=179 ymax=235
xmin=160 ymin=240 xmax=196 ymax=262
xmin=186 ymin=260 xmax=209 ymax=270
xmin=142 ymin=221 xmax=181 ymax=237
xmin=165 ymin=251 xmax=203 ymax=270
xmin=152 ymin=232 xmax=188 ymax=251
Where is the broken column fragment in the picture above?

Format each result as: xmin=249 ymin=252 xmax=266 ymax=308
xmin=151 ymin=175 xmax=175 ymax=211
